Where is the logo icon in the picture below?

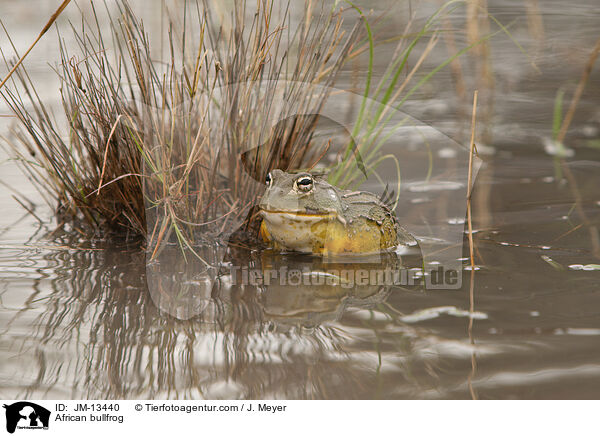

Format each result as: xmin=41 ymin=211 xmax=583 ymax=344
xmin=3 ymin=402 xmax=50 ymax=434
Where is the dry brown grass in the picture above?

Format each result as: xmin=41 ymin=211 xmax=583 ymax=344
xmin=0 ymin=0 xmax=506 ymax=251
xmin=1 ymin=0 xmax=358 ymax=246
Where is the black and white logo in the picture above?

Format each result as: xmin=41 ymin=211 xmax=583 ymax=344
xmin=3 ymin=402 xmax=50 ymax=434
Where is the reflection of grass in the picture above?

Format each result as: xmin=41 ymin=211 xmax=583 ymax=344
xmin=551 ymin=88 xmax=567 ymax=179
xmin=6 ymin=243 xmax=417 ymax=399
xmin=550 ymin=37 xmax=600 ymax=259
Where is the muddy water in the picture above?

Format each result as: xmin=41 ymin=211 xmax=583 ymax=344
xmin=1 ymin=1 xmax=600 ymax=399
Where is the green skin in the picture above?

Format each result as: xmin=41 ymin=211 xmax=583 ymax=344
xmin=258 ymin=169 xmax=415 ymax=254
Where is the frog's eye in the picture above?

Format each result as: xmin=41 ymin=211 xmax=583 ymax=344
xmin=265 ymin=172 xmax=272 ymax=187
xmin=295 ymin=175 xmax=314 ymax=192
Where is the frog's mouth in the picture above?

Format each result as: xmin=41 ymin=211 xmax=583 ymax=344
xmin=259 ymin=208 xmax=347 ymax=226
xmin=260 ymin=208 xmax=334 ymax=220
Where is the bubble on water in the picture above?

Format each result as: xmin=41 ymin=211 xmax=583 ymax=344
xmin=408 ymin=181 xmax=464 ymax=192
xmin=474 ymin=143 xmax=496 ymax=155
xmin=565 ymin=328 xmax=600 ymax=336
xmin=204 ymin=380 xmax=244 ymax=399
xmin=423 ymin=99 xmax=450 ymax=115
xmin=555 ymin=327 xmax=600 ymax=336
xmin=438 ymin=147 xmax=457 ymax=158
xmin=542 ymin=137 xmax=575 ymax=157
xmin=582 ymin=125 xmax=599 ymax=138
xmin=542 ymin=176 xmax=555 ymax=183
xmin=447 ymin=217 xmax=465 ymax=224
xmin=530 ymin=311 xmax=540 ymax=317
xmin=569 ymin=264 xmax=600 ymax=271
xmin=410 ymin=197 xmax=431 ymax=204
xmin=399 ymin=306 xmax=488 ymax=323
xmin=541 ymin=255 xmax=565 ymax=270
xmin=409 ymin=268 xmax=425 ymax=278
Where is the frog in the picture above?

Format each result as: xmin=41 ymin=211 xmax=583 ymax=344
xmin=258 ymin=169 xmax=416 ymax=255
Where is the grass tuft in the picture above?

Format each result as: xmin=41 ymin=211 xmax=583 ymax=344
xmin=1 ymin=0 xmax=358 ymax=246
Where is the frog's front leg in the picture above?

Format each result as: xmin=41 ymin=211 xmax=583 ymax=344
xmin=259 ymin=220 xmax=292 ymax=251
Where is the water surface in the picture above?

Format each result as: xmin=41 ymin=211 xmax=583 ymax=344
xmin=1 ymin=0 xmax=600 ymax=399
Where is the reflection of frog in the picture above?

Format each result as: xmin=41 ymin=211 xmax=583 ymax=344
xmin=259 ymin=170 xmax=416 ymax=254
xmin=258 ymin=250 xmax=400 ymax=326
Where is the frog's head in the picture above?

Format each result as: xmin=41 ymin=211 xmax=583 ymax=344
xmin=259 ymin=169 xmax=345 ymax=224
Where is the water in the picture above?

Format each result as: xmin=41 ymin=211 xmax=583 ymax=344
xmin=1 ymin=1 xmax=600 ymax=399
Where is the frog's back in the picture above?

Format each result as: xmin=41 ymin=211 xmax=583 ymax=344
xmin=307 ymin=189 xmax=415 ymax=255
xmin=342 ymin=190 xmax=415 ymax=243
